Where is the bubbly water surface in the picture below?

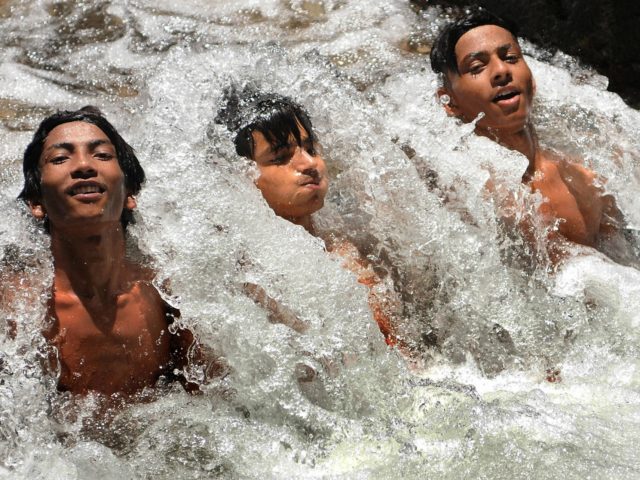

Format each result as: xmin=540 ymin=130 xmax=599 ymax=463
xmin=1 ymin=1 xmax=640 ymax=479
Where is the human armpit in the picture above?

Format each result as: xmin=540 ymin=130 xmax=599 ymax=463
xmin=243 ymin=282 xmax=309 ymax=334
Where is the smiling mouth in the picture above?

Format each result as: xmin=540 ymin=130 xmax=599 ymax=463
xmin=493 ymin=90 xmax=520 ymax=102
xmin=67 ymin=183 xmax=106 ymax=196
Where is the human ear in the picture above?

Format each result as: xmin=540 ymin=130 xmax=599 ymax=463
xmin=124 ymin=194 xmax=137 ymax=211
xmin=437 ymin=87 xmax=460 ymax=117
xmin=28 ymin=201 xmax=46 ymax=220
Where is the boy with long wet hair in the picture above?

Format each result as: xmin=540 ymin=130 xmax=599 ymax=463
xmin=216 ymin=86 xmax=402 ymax=347
xmin=20 ymin=105 xmax=144 ymax=230
xmin=430 ymin=9 xmax=631 ymax=265
xmin=15 ymin=106 xmax=202 ymax=396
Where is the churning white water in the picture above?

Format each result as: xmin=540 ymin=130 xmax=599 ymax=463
xmin=1 ymin=1 xmax=640 ymax=478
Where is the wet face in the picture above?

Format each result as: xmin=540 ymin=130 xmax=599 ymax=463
xmin=30 ymin=121 xmax=135 ymax=231
xmin=250 ymin=125 xmax=328 ymax=223
xmin=442 ymin=25 xmax=536 ymax=135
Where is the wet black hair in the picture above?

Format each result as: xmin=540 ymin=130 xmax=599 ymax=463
xmin=430 ymin=9 xmax=519 ymax=77
xmin=214 ymin=85 xmax=317 ymax=159
xmin=18 ymin=105 xmax=145 ymax=230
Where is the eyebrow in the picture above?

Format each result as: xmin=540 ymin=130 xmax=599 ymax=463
xmin=269 ymin=135 xmax=312 ymax=153
xmin=44 ymin=139 xmax=113 ymax=153
xmin=270 ymin=141 xmax=290 ymax=153
xmin=461 ymin=43 xmax=514 ymax=64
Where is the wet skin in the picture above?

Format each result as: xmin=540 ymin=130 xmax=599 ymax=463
xmin=34 ymin=121 xmax=131 ymax=231
xmin=31 ymin=121 xmax=193 ymax=396
xmin=440 ymin=25 xmax=618 ymax=251
xmin=251 ymin=126 xmax=328 ymax=230
xmin=443 ymin=24 xmax=536 ymax=135
xmin=247 ymin=124 xmax=402 ymax=348
xmin=44 ymin=273 xmax=192 ymax=396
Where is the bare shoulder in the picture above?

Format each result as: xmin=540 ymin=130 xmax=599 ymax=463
xmin=530 ymin=153 xmax=563 ymax=190
xmin=119 ymin=262 xmax=169 ymax=322
xmin=123 ymin=260 xmax=161 ymax=297
xmin=126 ymin=260 xmax=157 ymax=284
xmin=132 ymin=283 xmax=167 ymax=318
xmin=541 ymin=150 xmax=599 ymax=186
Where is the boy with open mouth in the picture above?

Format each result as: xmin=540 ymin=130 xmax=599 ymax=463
xmin=431 ymin=10 xmax=631 ymax=265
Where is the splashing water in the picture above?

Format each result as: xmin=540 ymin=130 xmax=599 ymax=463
xmin=1 ymin=1 xmax=640 ymax=478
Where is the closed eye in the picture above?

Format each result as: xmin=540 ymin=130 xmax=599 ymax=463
xmin=466 ymin=60 xmax=486 ymax=75
xmin=269 ymin=147 xmax=294 ymax=165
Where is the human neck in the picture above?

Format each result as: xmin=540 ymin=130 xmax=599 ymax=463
xmin=289 ymin=215 xmax=315 ymax=236
xmin=49 ymin=222 xmax=129 ymax=301
xmin=477 ymin=122 xmax=541 ymax=181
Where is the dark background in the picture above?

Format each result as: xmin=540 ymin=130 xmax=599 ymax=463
xmin=412 ymin=0 xmax=640 ymax=109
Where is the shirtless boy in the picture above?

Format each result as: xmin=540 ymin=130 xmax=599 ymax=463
xmin=215 ymin=88 xmax=402 ymax=347
xmin=430 ymin=10 xmax=626 ymax=263
xmin=17 ymin=106 xmax=199 ymax=396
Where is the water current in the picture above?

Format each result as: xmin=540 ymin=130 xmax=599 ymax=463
xmin=1 ymin=1 xmax=640 ymax=478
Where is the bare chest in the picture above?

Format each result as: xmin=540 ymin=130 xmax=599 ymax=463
xmin=46 ymin=289 xmax=172 ymax=394
xmin=532 ymin=167 xmax=604 ymax=246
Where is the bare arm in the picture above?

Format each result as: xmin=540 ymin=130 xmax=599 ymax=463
xmin=595 ymin=188 xmax=640 ymax=267
xmin=488 ymin=152 xmax=631 ymax=267
xmin=242 ymin=282 xmax=309 ymax=334
xmin=562 ymin=160 xmax=640 ymax=266
xmin=328 ymin=239 xmax=404 ymax=348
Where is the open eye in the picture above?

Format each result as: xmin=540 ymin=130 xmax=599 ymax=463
xmin=95 ymin=152 xmax=115 ymax=161
xmin=269 ymin=145 xmax=296 ymax=165
xmin=49 ymin=155 xmax=68 ymax=165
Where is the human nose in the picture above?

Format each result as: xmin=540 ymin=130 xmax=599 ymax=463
xmin=292 ymin=146 xmax=318 ymax=172
xmin=70 ymin=151 xmax=98 ymax=179
xmin=491 ymin=58 xmax=512 ymax=86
